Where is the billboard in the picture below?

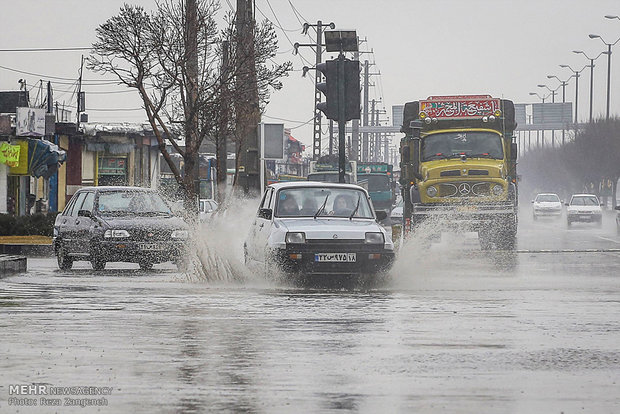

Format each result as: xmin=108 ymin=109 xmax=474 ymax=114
xmin=259 ymin=123 xmax=285 ymax=160
xmin=532 ymin=103 xmax=572 ymax=129
xmin=16 ymin=107 xmax=46 ymax=137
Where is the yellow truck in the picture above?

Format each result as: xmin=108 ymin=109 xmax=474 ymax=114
xmin=399 ymin=95 xmax=518 ymax=249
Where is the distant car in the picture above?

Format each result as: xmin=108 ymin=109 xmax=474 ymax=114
xmin=390 ymin=199 xmax=403 ymax=225
xmin=531 ymin=193 xmax=563 ymax=220
xmin=615 ymin=205 xmax=620 ymax=234
xmin=244 ymin=182 xmax=394 ymax=280
xmin=566 ymin=194 xmax=603 ymax=227
xmin=199 ymin=199 xmax=219 ymax=221
xmin=53 ymin=186 xmax=189 ymax=270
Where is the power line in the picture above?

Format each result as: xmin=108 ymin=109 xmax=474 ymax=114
xmin=0 ymin=47 xmax=91 ymax=52
xmin=0 ymin=64 xmax=119 ymax=84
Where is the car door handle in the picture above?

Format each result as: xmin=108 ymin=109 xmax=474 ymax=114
xmin=76 ymin=220 xmax=80 ymax=225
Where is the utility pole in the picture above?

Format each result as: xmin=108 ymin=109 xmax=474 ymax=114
xmin=362 ymin=60 xmax=369 ymax=162
xmin=350 ymin=48 xmax=360 ymax=161
xmin=235 ymin=0 xmax=260 ymax=194
xmin=297 ymin=21 xmax=335 ymax=160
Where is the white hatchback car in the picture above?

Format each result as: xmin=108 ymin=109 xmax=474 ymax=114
xmin=244 ymin=182 xmax=395 ymax=278
xmin=566 ymin=194 xmax=603 ymax=227
xmin=532 ymin=193 xmax=562 ymax=220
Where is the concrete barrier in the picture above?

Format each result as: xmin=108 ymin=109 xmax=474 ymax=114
xmin=0 ymin=254 xmax=27 ymax=276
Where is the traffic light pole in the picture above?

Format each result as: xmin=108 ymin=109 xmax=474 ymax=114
xmin=337 ymin=53 xmax=346 ymax=183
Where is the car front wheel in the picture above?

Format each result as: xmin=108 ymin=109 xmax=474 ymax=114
xmin=56 ymin=242 xmax=73 ymax=270
xmin=139 ymin=260 xmax=154 ymax=271
xmin=90 ymin=255 xmax=106 ymax=271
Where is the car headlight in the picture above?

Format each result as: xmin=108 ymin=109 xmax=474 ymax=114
xmin=491 ymin=184 xmax=504 ymax=196
xmin=426 ymin=185 xmax=438 ymax=197
xmin=104 ymin=229 xmax=130 ymax=238
xmin=285 ymin=232 xmax=306 ymax=244
xmin=365 ymin=232 xmax=384 ymax=244
xmin=171 ymin=230 xmax=189 ymax=240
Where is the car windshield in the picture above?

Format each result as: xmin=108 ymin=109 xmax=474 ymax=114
xmin=570 ymin=196 xmax=599 ymax=206
xmin=536 ymin=194 xmax=560 ymax=202
xmin=275 ymin=187 xmax=374 ymax=218
xmin=422 ymin=131 xmax=504 ymax=161
xmin=97 ymin=191 xmax=172 ymax=216
xmin=358 ymin=174 xmax=390 ymax=192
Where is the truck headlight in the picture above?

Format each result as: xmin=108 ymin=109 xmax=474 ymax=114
xmin=365 ymin=232 xmax=384 ymax=244
xmin=104 ymin=229 xmax=130 ymax=238
xmin=426 ymin=185 xmax=438 ymax=197
xmin=285 ymin=232 xmax=306 ymax=244
xmin=171 ymin=230 xmax=189 ymax=240
xmin=491 ymin=184 xmax=504 ymax=196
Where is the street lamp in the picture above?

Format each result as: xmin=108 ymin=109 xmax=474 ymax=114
xmin=559 ymin=64 xmax=588 ymax=123
xmin=547 ymin=75 xmax=574 ymax=145
xmin=573 ymin=50 xmax=607 ymax=122
xmin=537 ymin=84 xmax=560 ymax=102
xmin=589 ymin=33 xmax=620 ymax=120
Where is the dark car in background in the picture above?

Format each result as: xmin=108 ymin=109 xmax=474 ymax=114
xmin=53 ymin=186 xmax=189 ymax=270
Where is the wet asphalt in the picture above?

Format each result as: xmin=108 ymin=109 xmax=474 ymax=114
xmin=1 ymin=209 xmax=620 ymax=413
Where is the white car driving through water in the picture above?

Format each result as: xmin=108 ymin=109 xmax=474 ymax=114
xmin=244 ymin=182 xmax=395 ymax=281
xmin=532 ymin=193 xmax=563 ymax=220
xmin=566 ymin=194 xmax=603 ymax=227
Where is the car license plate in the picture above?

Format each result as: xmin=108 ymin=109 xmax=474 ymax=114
xmin=579 ymin=215 xmax=590 ymax=219
xmin=315 ymin=253 xmax=356 ymax=262
xmin=139 ymin=243 xmax=163 ymax=251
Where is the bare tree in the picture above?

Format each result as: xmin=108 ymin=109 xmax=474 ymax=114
xmin=88 ymin=1 xmax=291 ymax=211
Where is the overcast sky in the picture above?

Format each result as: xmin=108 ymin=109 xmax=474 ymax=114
xmin=2 ymin=0 xmax=619 ymax=150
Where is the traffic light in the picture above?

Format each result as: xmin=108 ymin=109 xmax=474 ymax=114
xmin=316 ymin=58 xmax=361 ymax=122
xmin=343 ymin=59 xmax=360 ymax=121
xmin=316 ymin=60 xmax=338 ymax=120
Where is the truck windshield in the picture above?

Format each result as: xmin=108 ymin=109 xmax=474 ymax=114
xmin=422 ymin=131 xmax=504 ymax=161
xmin=307 ymin=173 xmax=351 ymax=183
xmin=359 ymin=175 xmax=390 ymax=192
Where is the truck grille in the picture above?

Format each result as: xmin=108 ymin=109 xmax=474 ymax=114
xmin=439 ymin=181 xmax=491 ymax=197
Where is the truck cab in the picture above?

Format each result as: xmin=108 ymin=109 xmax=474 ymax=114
xmin=399 ymin=95 xmax=518 ymax=249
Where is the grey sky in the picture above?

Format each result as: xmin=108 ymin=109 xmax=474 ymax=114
xmin=1 ymin=0 xmax=619 ymax=150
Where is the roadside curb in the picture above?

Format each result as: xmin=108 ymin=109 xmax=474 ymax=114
xmin=0 ymin=236 xmax=54 ymax=257
xmin=0 ymin=254 xmax=27 ymax=276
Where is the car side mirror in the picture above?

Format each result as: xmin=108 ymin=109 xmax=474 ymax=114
xmin=375 ymin=210 xmax=387 ymax=221
xmin=615 ymin=205 xmax=620 ymax=210
xmin=531 ymin=200 xmax=534 ymax=203
xmin=77 ymin=209 xmax=92 ymax=218
xmin=258 ymin=208 xmax=272 ymax=220
xmin=565 ymin=203 xmax=569 ymax=206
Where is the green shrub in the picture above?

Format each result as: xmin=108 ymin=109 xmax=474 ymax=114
xmin=0 ymin=213 xmax=59 ymax=236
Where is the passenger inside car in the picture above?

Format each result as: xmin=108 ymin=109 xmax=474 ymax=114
xmin=279 ymin=195 xmax=300 ymax=216
xmin=332 ymin=194 xmax=354 ymax=216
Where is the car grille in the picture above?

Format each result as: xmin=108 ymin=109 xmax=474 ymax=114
xmin=130 ymin=228 xmax=173 ymax=241
xmin=438 ymin=181 xmax=491 ymax=198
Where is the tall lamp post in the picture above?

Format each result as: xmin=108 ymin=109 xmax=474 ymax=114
xmin=589 ymin=33 xmax=620 ymax=120
xmin=537 ymin=85 xmax=561 ymax=146
xmin=529 ymin=92 xmax=551 ymax=148
xmin=547 ymin=75 xmax=574 ymax=145
xmin=573 ymin=50 xmax=607 ymax=122
xmin=559 ymin=64 xmax=588 ymax=123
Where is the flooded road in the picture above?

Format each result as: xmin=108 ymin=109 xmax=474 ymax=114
xmin=2 ymin=211 xmax=620 ymax=413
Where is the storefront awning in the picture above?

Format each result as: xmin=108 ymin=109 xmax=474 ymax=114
xmin=28 ymin=138 xmax=66 ymax=178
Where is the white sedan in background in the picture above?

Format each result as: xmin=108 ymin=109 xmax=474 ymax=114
xmin=566 ymin=194 xmax=603 ymax=227
xmin=532 ymin=193 xmax=563 ymax=220
xmin=244 ymin=182 xmax=394 ymax=281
